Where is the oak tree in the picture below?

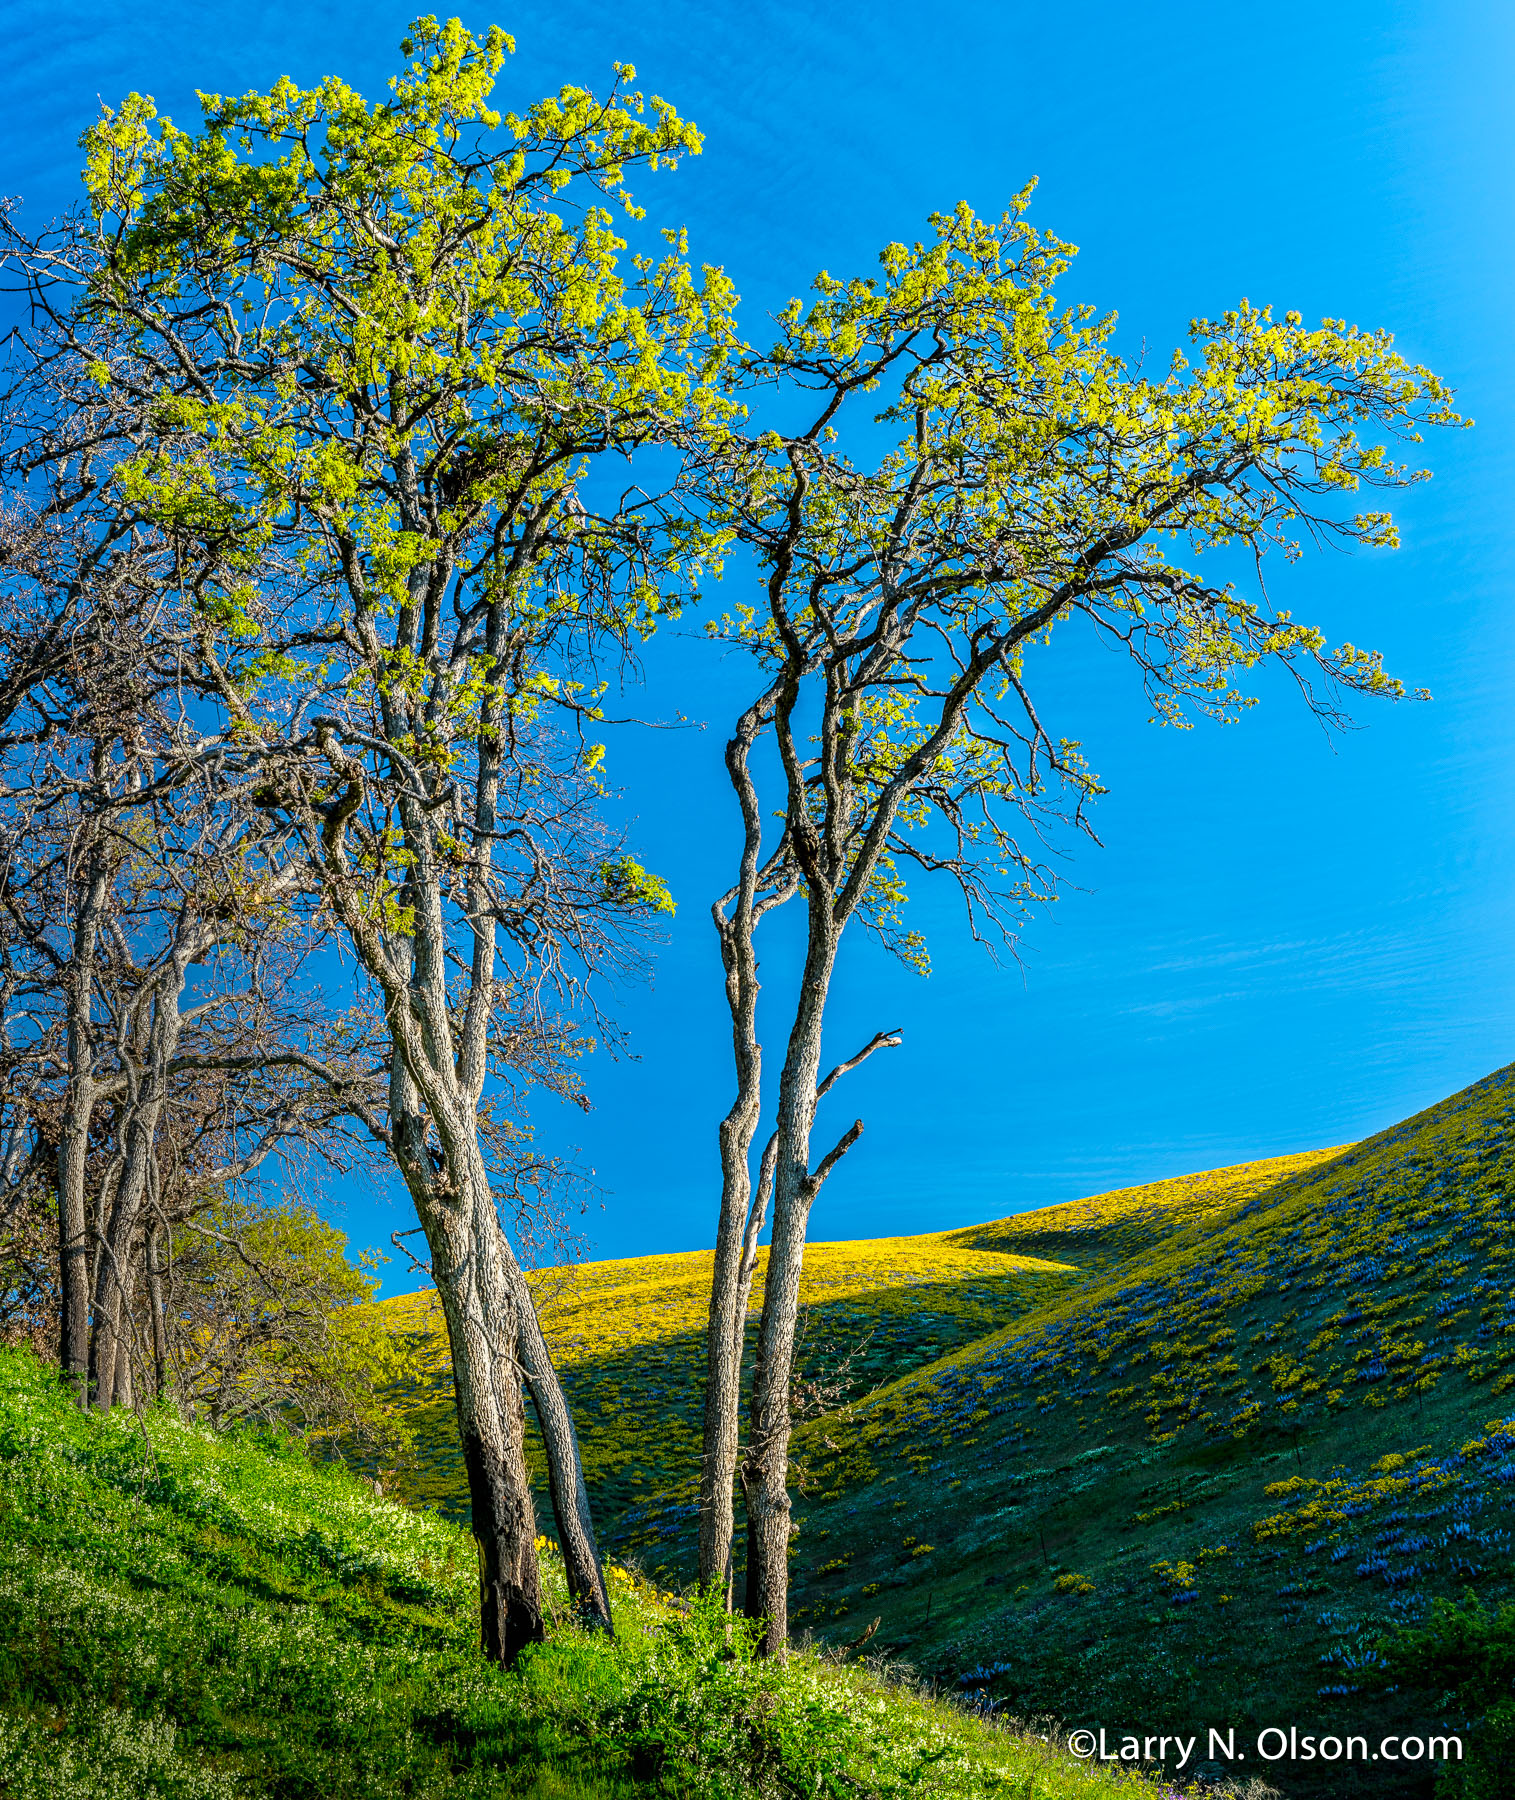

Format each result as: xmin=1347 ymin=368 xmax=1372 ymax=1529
xmin=690 ymin=196 xmax=1459 ymax=1651
xmin=66 ymin=17 xmax=732 ymax=1660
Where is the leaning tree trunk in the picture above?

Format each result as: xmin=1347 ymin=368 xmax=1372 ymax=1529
xmin=509 ymin=1251 xmax=614 ymax=1632
xmin=449 ymin=1261 xmax=543 ymax=1669
xmin=391 ymin=1085 xmax=544 ymax=1664
xmin=394 ymin=1094 xmax=615 ymax=1647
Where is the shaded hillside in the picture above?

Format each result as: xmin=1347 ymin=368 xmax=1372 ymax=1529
xmin=760 ymin=1067 xmax=1515 ymax=1797
xmin=386 ymin=1070 xmax=1515 ymax=1794
xmin=387 ymin=1235 xmax=1078 ymax=1525
xmin=944 ymin=1145 xmax=1349 ymax=1272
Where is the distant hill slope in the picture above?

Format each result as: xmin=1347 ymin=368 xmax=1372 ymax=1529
xmin=388 ymin=1235 xmax=1078 ymax=1522
xmin=387 ymin=1145 xmax=1355 ymax=1536
xmin=943 ymin=1145 xmax=1349 ymax=1271
xmin=388 ymin=1068 xmax=1515 ymax=1796
xmin=756 ymin=1066 xmax=1515 ymax=1797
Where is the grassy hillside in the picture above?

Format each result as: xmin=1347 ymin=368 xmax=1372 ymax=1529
xmin=942 ymin=1146 xmax=1348 ymax=1271
xmin=385 ymin=1066 xmax=1515 ymax=1796
xmin=768 ymin=1067 xmax=1515 ymax=1796
xmin=388 ymin=1235 xmax=1079 ymax=1528
xmin=0 ymin=1345 xmax=1178 ymax=1800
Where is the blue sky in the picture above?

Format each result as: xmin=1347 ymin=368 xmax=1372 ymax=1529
xmin=8 ymin=1 xmax=1514 ymax=1285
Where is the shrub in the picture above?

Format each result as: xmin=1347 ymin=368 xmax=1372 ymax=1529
xmin=1381 ymin=1597 xmax=1515 ymax=1798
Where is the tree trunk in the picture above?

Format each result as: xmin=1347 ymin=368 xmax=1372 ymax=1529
xmin=88 ymin=1241 xmax=139 ymax=1412
xmin=741 ymin=929 xmax=836 ymax=1655
xmin=699 ymin=697 xmax=783 ymax=1593
xmin=510 ymin=1252 xmax=614 ymax=1633
xmin=701 ymin=1106 xmax=759 ymax=1590
xmin=437 ymin=1204 xmax=545 ymax=1664
xmin=145 ymin=1219 xmax=168 ymax=1401
xmin=733 ymin=1135 xmax=777 ymax=1361
xmin=56 ymin=1087 xmax=95 ymax=1393
xmin=88 ymin=961 xmax=180 ymax=1409
xmin=389 ymin=1068 xmax=546 ymax=1666
xmin=56 ymin=842 xmax=109 ymax=1395
xmin=89 ymin=1115 xmax=158 ymax=1410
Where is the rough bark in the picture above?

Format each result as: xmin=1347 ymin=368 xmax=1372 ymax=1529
xmin=741 ymin=924 xmax=836 ymax=1652
xmin=732 ymin=1133 xmax=777 ymax=1362
xmin=436 ymin=1221 xmax=544 ymax=1665
xmin=56 ymin=838 xmax=108 ymax=1394
xmin=387 ymin=1042 xmax=551 ymax=1663
xmin=732 ymin=631 xmax=902 ymax=1654
xmin=145 ymin=1218 xmax=168 ymax=1400
xmin=90 ymin=1084 xmax=166 ymax=1410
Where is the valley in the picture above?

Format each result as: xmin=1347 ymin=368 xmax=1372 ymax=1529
xmin=387 ymin=1067 xmax=1515 ymax=1795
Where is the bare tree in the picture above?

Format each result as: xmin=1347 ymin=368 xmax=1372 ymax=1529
xmin=689 ymin=199 xmax=1460 ymax=1650
xmin=0 ymin=217 xmax=389 ymax=1411
xmin=0 ymin=661 xmax=382 ymax=1412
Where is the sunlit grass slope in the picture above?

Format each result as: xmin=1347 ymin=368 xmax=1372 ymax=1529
xmin=944 ymin=1145 xmax=1349 ymax=1272
xmin=387 ymin=1235 xmax=1078 ymax=1530
xmin=0 ymin=1346 xmax=1173 ymax=1800
xmin=768 ymin=1066 xmax=1515 ymax=1797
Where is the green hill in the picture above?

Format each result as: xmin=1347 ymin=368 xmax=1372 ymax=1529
xmin=388 ymin=1234 xmax=1080 ymax=1524
xmin=767 ymin=1067 xmax=1515 ymax=1796
xmin=0 ymin=1344 xmax=1177 ymax=1800
xmin=384 ymin=1065 xmax=1515 ymax=1797
xmin=940 ymin=1145 xmax=1348 ymax=1270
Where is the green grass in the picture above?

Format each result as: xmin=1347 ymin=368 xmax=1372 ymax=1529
xmin=941 ymin=1145 xmax=1350 ymax=1272
xmin=0 ymin=1344 xmax=1179 ymax=1799
xmin=765 ymin=1067 xmax=1515 ymax=1796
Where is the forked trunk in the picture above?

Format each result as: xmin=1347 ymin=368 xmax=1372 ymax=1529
xmin=389 ymin=1079 xmax=555 ymax=1665
xmin=699 ymin=698 xmax=783 ymax=1593
xmin=89 ymin=1101 xmax=161 ymax=1410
